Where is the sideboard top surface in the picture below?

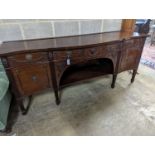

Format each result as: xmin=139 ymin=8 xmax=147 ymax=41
xmin=0 ymin=31 xmax=148 ymax=56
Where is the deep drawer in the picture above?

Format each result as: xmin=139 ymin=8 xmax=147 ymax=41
xmin=11 ymin=63 xmax=52 ymax=96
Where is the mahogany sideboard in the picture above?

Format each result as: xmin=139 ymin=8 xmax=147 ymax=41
xmin=0 ymin=31 xmax=148 ymax=115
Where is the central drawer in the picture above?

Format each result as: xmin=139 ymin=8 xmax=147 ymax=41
xmin=53 ymin=49 xmax=84 ymax=61
xmin=53 ymin=46 xmax=104 ymax=62
xmin=83 ymin=46 xmax=103 ymax=59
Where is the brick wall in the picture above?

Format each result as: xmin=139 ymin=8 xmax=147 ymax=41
xmin=0 ymin=19 xmax=122 ymax=42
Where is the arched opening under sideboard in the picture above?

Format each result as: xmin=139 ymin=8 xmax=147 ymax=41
xmin=59 ymin=58 xmax=114 ymax=87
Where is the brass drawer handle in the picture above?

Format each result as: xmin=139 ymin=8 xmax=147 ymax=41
xmin=25 ymin=54 xmax=33 ymax=61
xmin=9 ymin=53 xmax=47 ymax=63
xmin=32 ymin=75 xmax=37 ymax=81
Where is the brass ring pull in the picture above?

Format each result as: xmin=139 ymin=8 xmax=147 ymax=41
xmin=9 ymin=53 xmax=46 ymax=63
xmin=32 ymin=75 xmax=37 ymax=81
xmin=25 ymin=54 xmax=33 ymax=61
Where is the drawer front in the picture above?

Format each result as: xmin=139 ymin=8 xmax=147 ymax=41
xmin=83 ymin=44 xmax=121 ymax=61
xmin=12 ymin=64 xmax=52 ymax=96
xmin=53 ymin=49 xmax=84 ymax=61
xmin=8 ymin=52 xmax=48 ymax=67
xmin=53 ymin=46 xmax=104 ymax=62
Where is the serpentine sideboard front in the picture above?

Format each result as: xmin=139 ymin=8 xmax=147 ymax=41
xmin=0 ymin=31 xmax=148 ymax=115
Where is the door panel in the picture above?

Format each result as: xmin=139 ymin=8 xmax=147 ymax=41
xmin=119 ymin=38 xmax=141 ymax=72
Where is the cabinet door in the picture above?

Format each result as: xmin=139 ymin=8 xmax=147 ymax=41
xmin=119 ymin=38 xmax=142 ymax=72
xmin=11 ymin=64 xmax=52 ymax=96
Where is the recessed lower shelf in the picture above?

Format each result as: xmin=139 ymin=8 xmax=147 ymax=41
xmin=60 ymin=59 xmax=113 ymax=87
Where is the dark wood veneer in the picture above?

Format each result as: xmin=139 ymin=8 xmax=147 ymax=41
xmin=0 ymin=31 xmax=147 ymax=55
xmin=0 ymin=31 xmax=148 ymax=120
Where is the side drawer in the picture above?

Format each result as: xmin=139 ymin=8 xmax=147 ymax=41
xmin=7 ymin=52 xmax=48 ymax=67
xmin=11 ymin=63 xmax=52 ymax=96
xmin=53 ymin=49 xmax=84 ymax=61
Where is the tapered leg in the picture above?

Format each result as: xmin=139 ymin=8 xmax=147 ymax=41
xmin=54 ymin=88 xmax=60 ymax=105
xmin=111 ymin=74 xmax=117 ymax=88
xmin=15 ymin=98 xmax=25 ymax=114
xmin=17 ymin=96 xmax=32 ymax=115
xmin=19 ymin=99 xmax=26 ymax=115
xmin=131 ymin=69 xmax=137 ymax=83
